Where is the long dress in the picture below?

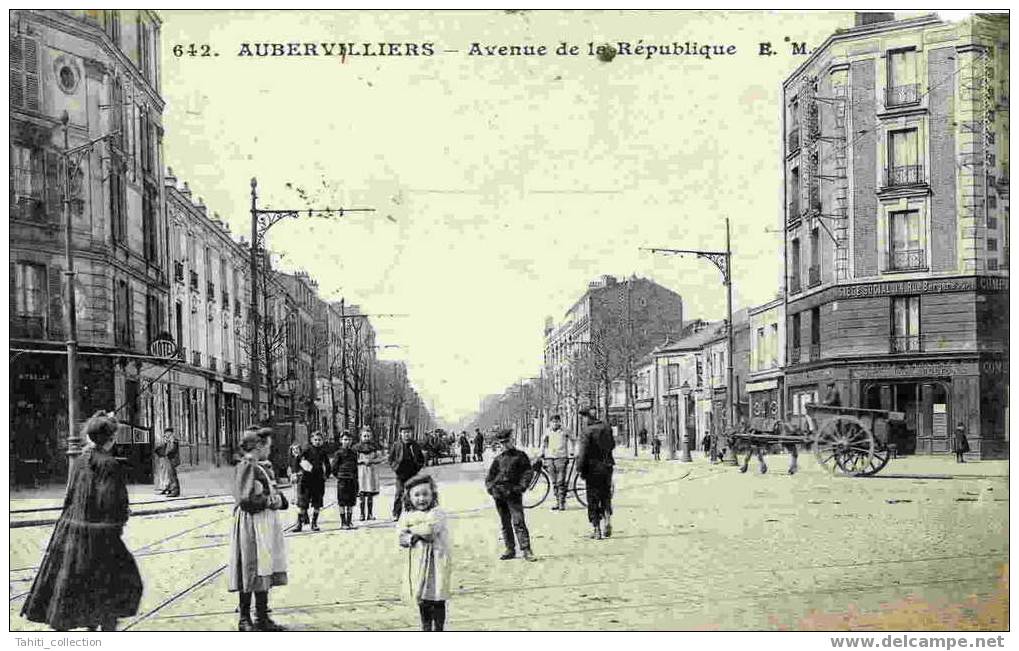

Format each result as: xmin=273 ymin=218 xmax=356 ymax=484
xmin=398 ymin=507 xmax=452 ymax=603
xmin=226 ymin=455 xmax=288 ymax=593
xmin=153 ymin=443 xmax=169 ymax=492
xmin=354 ymin=442 xmax=382 ymax=496
xmin=21 ymin=446 xmax=143 ymax=630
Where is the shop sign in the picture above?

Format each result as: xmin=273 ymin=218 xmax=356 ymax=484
xmin=851 ymin=361 xmax=978 ymax=379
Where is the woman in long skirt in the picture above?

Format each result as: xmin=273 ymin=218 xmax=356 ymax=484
xmin=21 ymin=411 xmax=143 ymax=631
xmin=226 ymin=427 xmax=288 ymax=632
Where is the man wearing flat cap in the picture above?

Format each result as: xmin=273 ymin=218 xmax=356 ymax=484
xmin=484 ymin=429 xmax=536 ymax=561
xmin=388 ymin=424 xmax=425 ymax=520
xmin=576 ymin=406 xmax=615 ymax=540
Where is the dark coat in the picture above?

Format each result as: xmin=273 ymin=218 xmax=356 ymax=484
xmin=576 ymin=420 xmax=615 ymax=479
xmin=953 ymin=430 xmax=971 ymax=454
xmin=485 ymin=448 xmax=533 ymax=499
xmin=298 ymin=445 xmax=331 ymax=486
xmin=21 ymin=447 xmax=143 ymax=630
xmin=473 ymin=432 xmax=485 ymax=453
xmin=388 ymin=439 xmax=425 ymax=479
xmin=331 ymin=447 xmax=359 ymax=480
xmin=458 ymin=436 xmax=472 ymax=455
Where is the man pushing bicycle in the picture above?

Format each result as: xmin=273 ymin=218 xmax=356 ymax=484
xmin=539 ymin=414 xmax=574 ymax=511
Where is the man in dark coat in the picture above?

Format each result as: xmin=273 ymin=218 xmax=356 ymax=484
xmin=388 ymin=424 xmax=425 ymax=520
xmin=953 ymin=423 xmax=970 ymax=463
xmin=485 ymin=429 xmax=536 ymax=561
xmin=458 ymin=431 xmax=471 ymax=463
xmin=473 ymin=429 xmax=485 ymax=462
xmin=576 ymin=406 xmax=615 ymax=540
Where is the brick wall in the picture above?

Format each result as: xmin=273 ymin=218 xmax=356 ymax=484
xmin=851 ymin=58 xmax=878 ymax=277
xmin=928 ymin=46 xmax=958 ymax=272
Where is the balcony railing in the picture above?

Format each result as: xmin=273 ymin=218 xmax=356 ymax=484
xmin=890 ymin=335 xmax=922 ymax=353
xmin=886 ymin=84 xmax=920 ymax=108
xmin=189 ymin=271 xmax=199 ymax=291
xmin=889 ymin=248 xmax=927 ymax=271
xmin=192 ymin=350 xmax=202 ymax=366
xmin=885 ymin=164 xmax=925 ymax=187
xmin=789 ymin=275 xmax=802 ymax=295
xmin=809 ymin=343 xmax=821 ymax=361
xmin=788 ymin=127 xmax=800 ymax=152
xmin=209 ymin=356 xmax=218 ymax=372
xmin=790 ymin=346 xmax=801 ymax=365
xmin=173 ymin=261 xmax=184 ymax=283
xmin=808 ymin=265 xmax=821 ymax=288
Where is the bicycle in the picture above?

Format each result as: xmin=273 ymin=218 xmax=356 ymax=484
xmin=523 ymin=456 xmax=587 ymax=509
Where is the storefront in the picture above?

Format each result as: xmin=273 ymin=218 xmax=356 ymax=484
xmin=747 ymin=378 xmax=783 ymax=431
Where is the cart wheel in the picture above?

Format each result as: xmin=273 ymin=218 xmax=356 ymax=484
xmin=814 ymin=416 xmax=875 ymax=477
xmin=853 ymin=442 xmax=891 ymax=477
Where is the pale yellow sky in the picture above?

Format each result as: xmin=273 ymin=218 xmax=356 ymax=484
xmin=161 ymin=10 xmax=876 ymax=424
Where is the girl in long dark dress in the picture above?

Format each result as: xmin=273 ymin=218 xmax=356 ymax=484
xmin=20 ymin=411 xmax=143 ymax=631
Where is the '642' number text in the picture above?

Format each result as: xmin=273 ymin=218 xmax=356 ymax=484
xmin=172 ymin=44 xmax=215 ymax=57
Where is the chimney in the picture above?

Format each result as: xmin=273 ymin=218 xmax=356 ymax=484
xmin=855 ymin=12 xmax=894 ymax=26
xmin=165 ymin=166 xmax=177 ymax=187
xmin=181 ymin=181 xmax=192 ymax=198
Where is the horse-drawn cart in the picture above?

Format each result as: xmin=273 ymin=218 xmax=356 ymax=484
xmin=729 ymin=403 xmax=903 ymax=477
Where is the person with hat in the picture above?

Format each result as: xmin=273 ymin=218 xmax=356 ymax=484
xmin=153 ymin=427 xmax=181 ymax=497
xmin=485 ymin=429 xmax=537 ymax=561
xmin=576 ymin=406 xmax=616 ymax=540
xmin=388 ymin=424 xmax=426 ymax=520
xmin=953 ymin=423 xmax=970 ymax=463
xmin=539 ymin=414 xmax=573 ymax=511
xmin=473 ymin=428 xmax=485 ymax=462
xmin=822 ymin=382 xmax=842 ymax=407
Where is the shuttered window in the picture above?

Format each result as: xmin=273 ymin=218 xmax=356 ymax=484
xmin=10 ymin=34 xmax=41 ymax=112
xmin=10 ymin=144 xmax=45 ymax=220
xmin=114 ymin=279 xmax=134 ymax=347
xmin=110 ymin=156 xmax=126 ymax=242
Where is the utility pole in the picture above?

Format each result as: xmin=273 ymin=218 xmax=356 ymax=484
xmin=340 ymin=299 xmax=348 ymax=434
xmin=642 ymin=216 xmax=735 ymax=464
xmin=247 ymin=178 xmax=373 ymax=425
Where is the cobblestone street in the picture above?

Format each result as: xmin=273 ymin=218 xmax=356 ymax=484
xmin=9 ymin=453 xmax=1008 ymax=631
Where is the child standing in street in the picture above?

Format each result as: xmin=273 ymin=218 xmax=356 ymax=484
xmin=354 ymin=427 xmax=383 ymax=521
xmin=485 ymin=429 xmax=537 ymax=561
xmin=227 ymin=427 xmax=288 ymax=632
xmin=331 ymin=431 xmax=359 ymax=529
xmin=294 ymin=432 xmax=331 ymax=532
xmin=398 ymin=474 xmax=451 ymax=631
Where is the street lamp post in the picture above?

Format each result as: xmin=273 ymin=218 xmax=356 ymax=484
xmin=642 ymin=216 xmax=737 ymax=465
xmin=679 ymin=380 xmax=693 ymax=462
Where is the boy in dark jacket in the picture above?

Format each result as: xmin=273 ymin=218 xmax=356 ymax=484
xmin=294 ymin=431 xmax=331 ymax=532
xmin=331 ymin=432 xmax=359 ymax=529
xmin=485 ymin=429 xmax=536 ymax=562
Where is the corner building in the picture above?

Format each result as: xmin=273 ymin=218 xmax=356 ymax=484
xmin=782 ymin=13 xmax=1008 ymax=458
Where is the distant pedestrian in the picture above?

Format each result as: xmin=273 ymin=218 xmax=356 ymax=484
xmin=639 ymin=428 xmax=648 ymax=446
xmin=953 ymin=423 xmax=970 ymax=463
xmin=389 ymin=425 xmax=426 ymax=520
xmin=293 ymin=432 xmax=330 ymax=532
xmin=458 ymin=432 xmax=471 ymax=463
xmin=485 ymin=429 xmax=536 ymax=561
xmin=398 ymin=474 xmax=452 ymax=631
xmin=651 ymin=435 xmax=661 ymax=461
xmin=227 ymin=426 xmax=288 ymax=632
xmin=332 ymin=432 xmax=359 ymax=529
xmin=355 ymin=427 xmax=383 ymax=521
xmin=540 ymin=414 xmax=573 ymax=511
xmin=153 ymin=427 xmax=181 ymax=497
xmin=473 ymin=429 xmax=485 ymax=462
xmin=577 ymin=407 xmax=615 ymax=540
xmin=21 ymin=411 xmax=142 ymax=632
xmin=702 ymin=434 xmax=712 ymax=457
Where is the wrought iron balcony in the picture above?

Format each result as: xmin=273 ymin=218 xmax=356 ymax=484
xmin=886 ymin=84 xmax=920 ymax=107
xmin=790 ymin=346 xmax=801 ymax=365
xmin=209 ymin=357 xmax=218 ymax=372
xmin=788 ymin=127 xmax=800 ymax=152
xmin=788 ymin=275 xmax=802 ymax=295
xmin=809 ymin=344 xmax=821 ymax=361
xmin=885 ymin=164 xmax=925 ymax=187
xmin=890 ymin=335 xmax=922 ymax=353
xmin=889 ymin=248 xmax=927 ymax=271
xmin=808 ymin=265 xmax=821 ymax=288
xmin=173 ymin=261 xmax=184 ymax=283
xmin=192 ymin=350 xmax=202 ymax=366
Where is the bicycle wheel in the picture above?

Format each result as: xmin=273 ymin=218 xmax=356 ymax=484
xmin=571 ymin=473 xmax=587 ymax=507
xmin=523 ymin=468 xmax=551 ymax=509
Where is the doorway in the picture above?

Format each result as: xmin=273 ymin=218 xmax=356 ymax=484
xmin=862 ymin=381 xmax=950 ymax=455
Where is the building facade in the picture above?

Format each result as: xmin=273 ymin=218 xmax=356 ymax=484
xmin=165 ymin=169 xmax=251 ymax=465
xmin=746 ymin=298 xmax=786 ymax=430
xmin=10 ymin=9 xmax=168 ymax=483
xmin=783 ymin=13 xmax=1009 ymax=457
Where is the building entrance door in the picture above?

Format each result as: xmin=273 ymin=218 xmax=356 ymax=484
xmin=862 ymin=381 xmax=950 ymax=455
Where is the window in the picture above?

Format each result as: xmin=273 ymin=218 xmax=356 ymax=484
xmin=666 ymin=363 xmax=680 ymax=388
xmin=791 ymin=313 xmax=801 ymax=350
xmin=114 ymin=279 xmax=133 ymax=347
xmin=10 ymin=34 xmax=41 ymax=111
xmin=146 ymin=293 xmax=165 ymax=346
xmin=104 ymin=10 xmax=121 ymax=45
xmin=770 ymin=323 xmax=780 ymax=367
xmin=175 ymin=300 xmax=183 ymax=350
xmin=137 ymin=15 xmax=153 ymax=82
xmin=887 ymin=128 xmax=922 ymax=185
xmin=110 ymin=77 xmax=125 ymax=150
xmin=695 ymin=358 xmax=704 ymax=387
xmin=809 ymin=227 xmax=821 ymax=286
xmin=138 ymin=107 xmax=155 ymax=175
xmin=142 ymin=184 xmax=159 ymax=264
xmin=889 ymin=210 xmax=925 ymax=270
xmin=10 ymin=144 xmax=44 ymax=220
xmin=886 ymin=49 xmax=919 ymax=106
xmin=12 ymin=262 xmax=46 ymax=318
xmin=789 ymin=166 xmax=800 ymax=217
xmin=891 ymin=296 xmax=921 ymax=352
xmin=790 ymin=238 xmax=801 ymax=293
xmin=987 ymin=238 xmax=998 ymax=252
xmin=756 ymin=327 xmax=766 ymax=371
xmin=110 ymin=158 xmax=126 ymax=241
xmin=810 ymin=307 xmax=821 ymax=360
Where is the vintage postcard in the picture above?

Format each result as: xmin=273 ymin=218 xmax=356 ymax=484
xmin=7 ymin=7 xmax=1009 ymax=639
